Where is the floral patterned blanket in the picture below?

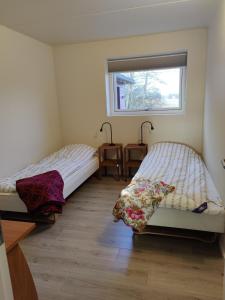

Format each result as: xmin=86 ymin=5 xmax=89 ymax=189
xmin=113 ymin=178 xmax=175 ymax=232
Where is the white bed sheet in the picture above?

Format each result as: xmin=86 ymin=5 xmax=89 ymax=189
xmin=134 ymin=142 xmax=224 ymax=215
xmin=0 ymin=157 xmax=99 ymax=213
xmin=0 ymin=144 xmax=97 ymax=193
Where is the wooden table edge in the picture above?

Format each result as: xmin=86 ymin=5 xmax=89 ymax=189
xmin=1 ymin=220 xmax=36 ymax=253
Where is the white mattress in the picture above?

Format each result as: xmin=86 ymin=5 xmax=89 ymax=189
xmin=134 ymin=142 xmax=224 ymax=215
xmin=130 ymin=142 xmax=224 ymax=233
xmin=0 ymin=144 xmax=97 ymax=193
xmin=0 ymin=157 xmax=99 ymax=213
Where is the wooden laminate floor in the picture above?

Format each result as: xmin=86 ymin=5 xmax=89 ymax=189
xmin=21 ymin=177 xmax=224 ymax=300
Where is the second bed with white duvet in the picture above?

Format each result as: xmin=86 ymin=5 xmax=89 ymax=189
xmin=0 ymin=144 xmax=99 ymax=213
xmin=115 ymin=142 xmax=224 ymax=233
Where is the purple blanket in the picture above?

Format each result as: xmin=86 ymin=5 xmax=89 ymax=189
xmin=16 ymin=170 xmax=65 ymax=215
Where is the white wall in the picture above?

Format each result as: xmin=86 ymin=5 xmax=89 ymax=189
xmin=203 ymin=0 xmax=225 ymax=202
xmin=54 ymin=28 xmax=207 ymax=153
xmin=0 ymin=25 xmax=62 ymax=177
xmin=203 ymin=0 xmax=225 ymax=258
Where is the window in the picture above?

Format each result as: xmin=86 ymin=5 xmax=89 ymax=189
xmin=106 ymin=52 xmax=187 ymax=116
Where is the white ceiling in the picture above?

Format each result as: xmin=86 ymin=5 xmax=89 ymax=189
xmin=0 ymin=0 xmax=220 ymax=45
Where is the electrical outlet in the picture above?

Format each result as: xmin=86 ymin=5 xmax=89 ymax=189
xmin=221 ymin=159 xmax=225 ymax=169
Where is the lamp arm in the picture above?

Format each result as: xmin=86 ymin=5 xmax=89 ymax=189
xmin=139 ymin=121 xmax=154 ymax=145
xmin=110 ymin=124 xmax=113 ymax=145
xmin=100 ymin=122 xmax=114 ymax=145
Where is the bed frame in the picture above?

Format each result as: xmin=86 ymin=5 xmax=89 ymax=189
xmin=131 ymin=208 xmax=224 ymax=243
xmin=0 ymin=158 xmax=99 ymax=222
xmin=133 ymin=207 xmax=224 ymax=243
xmin=123 ymin=142 xmax=224 ymax=241
xmin=133 ymin=226 xmax=219 ymax=243
xmin=148 ymin=207 xmax=224 ymax=233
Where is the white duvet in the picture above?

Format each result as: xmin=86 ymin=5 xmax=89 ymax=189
xmin=134 ymin=142 xmax=224 ymax=215
xmin=0 ymin=144 xmax=97 ymax=193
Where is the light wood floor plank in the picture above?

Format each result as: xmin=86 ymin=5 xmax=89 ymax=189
xmin=21 ymin=177 xmax=224 ymax=300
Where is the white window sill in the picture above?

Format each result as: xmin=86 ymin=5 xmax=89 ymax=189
xmin=107 ymin=109 xmax=185 ymax=117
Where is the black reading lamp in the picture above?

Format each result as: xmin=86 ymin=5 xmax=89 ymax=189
xmin=139 ymin=121 xmax=154 ymax=146
xmin=100 ymin=122 xmax=115 ymax=146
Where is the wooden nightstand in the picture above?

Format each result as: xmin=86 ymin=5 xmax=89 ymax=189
xmin=124 ymin=144 xmax=148 ymax=180
xmin=98 ymin=143 xmax=123 ymax=180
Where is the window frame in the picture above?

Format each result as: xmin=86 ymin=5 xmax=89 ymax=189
xmin=106 ymin=66 xmax=187 ymax=117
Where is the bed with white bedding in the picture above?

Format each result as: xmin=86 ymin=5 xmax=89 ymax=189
xmin=113 ymin=142 xmax=224 ymax=233
xmin=0 ymin=144 xmax=99 ymax=213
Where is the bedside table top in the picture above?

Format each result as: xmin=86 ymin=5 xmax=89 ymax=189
xmin=125 ymin=143 xmax=148 ymax=149
xmin=99 ymin=143 xmax=122 ymax=150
